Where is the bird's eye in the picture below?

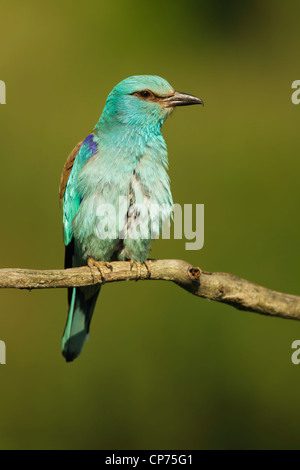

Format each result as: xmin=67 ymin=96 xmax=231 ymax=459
xmin=133 ymin=90 xmax=154 ymax=100
xmin=140 ymin=90 xmax=151 ymax=98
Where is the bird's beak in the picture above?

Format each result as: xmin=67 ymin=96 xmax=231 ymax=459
xmin=163 ymin=91 xmax=204 ymax=107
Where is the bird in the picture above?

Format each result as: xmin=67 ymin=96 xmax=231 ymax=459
xmin=59 ymin=75 xmax=203 ymax=362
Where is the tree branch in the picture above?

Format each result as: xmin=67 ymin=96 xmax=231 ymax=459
xmin=0 ymin=259 xmax=299 ymax=321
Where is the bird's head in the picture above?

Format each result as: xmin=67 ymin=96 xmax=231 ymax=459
xmin=99 ymin=75 xmax=203 ymax=131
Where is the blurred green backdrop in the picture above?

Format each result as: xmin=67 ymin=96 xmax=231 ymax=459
xmin=0 ymin=0 xmax=300 ymax=450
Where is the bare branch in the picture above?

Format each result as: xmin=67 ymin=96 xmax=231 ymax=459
xmin=0 ymin=259 xmax=299 ymax=321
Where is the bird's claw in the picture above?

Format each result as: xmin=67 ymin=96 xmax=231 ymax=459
xmin=87 ymin=257 xmax=113 ymax=283
xmin=129 ymin=260 xmax=151 ymax=280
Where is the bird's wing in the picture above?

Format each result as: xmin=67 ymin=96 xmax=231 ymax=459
xmin=59 ymin=140 xmax=83 ymax=205
xmin=60 ymin=134 xmax=98 ymax=246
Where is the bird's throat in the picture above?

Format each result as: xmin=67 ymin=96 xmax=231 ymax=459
xmin=95 ymin=120 xmax=166 ymax=164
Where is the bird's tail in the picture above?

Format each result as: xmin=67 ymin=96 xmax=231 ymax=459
xmin=62 ymin=286 xmax=100 ymax=362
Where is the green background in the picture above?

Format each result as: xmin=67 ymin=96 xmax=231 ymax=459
xmin=1 ymin=0 xmax=300 ymax=449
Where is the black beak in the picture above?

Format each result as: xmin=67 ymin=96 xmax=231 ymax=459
xmin=163 ymin=91 xmax=204 ymax=107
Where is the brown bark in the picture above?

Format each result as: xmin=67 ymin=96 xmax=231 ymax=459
xmin=0 ymin=259 xmax=299 ymax=321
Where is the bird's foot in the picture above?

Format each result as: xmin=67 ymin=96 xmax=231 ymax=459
xmin=87 ymin=257 xmax=113 ymax=283
xmin=129 ymin=260 xmax=151 ymax=280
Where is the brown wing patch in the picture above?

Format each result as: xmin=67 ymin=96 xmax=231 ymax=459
xmin=59 ymin=140 xmax=83 ymax=205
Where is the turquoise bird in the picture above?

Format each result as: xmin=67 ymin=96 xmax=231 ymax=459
xmin=59 ymin=75 xmax=203 ymax=362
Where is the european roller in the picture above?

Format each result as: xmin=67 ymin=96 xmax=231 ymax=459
xmin=59 ymin=75 xmax=203 ymax=362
